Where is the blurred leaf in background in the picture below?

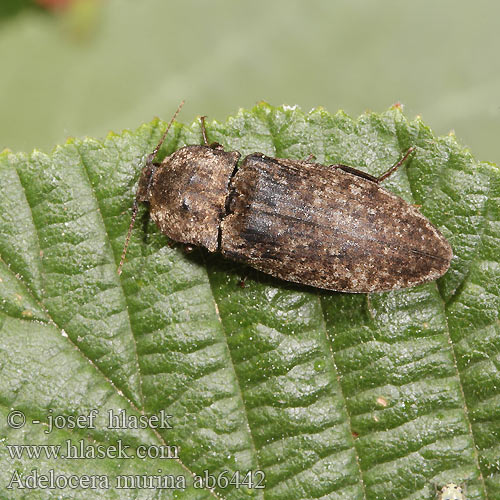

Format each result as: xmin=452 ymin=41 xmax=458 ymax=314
xmin=0 ymin=0 xmax=38 ymax=19
xmin=1 ymin=0 xmax=499 ymax=166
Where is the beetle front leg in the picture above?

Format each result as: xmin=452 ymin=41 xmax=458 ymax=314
xmin=199 ymin=116 xmax=210 ymax=146
xmin=199 ymin=116 xmax=223 ymax=150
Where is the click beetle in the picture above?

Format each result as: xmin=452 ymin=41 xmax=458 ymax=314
xmin=118 ymin=102 xmax=452 ymax=293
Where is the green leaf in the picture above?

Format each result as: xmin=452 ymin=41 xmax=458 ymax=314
xmin=0 ymin=104 xmax=498 ymax=499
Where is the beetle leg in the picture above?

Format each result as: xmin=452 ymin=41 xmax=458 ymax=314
xmin=200 ymin=115 xmax=224 ymax=150
xmin=305 ymin=153 xmax=316 ymax=162
xmin=330 ymin=147 xmax=415 ymax=184
xmin=200 ymin=116 xmax=209 ymax=146
xmin=375 ymin=147 xmax=415 ymax=183
xmin=330 ymin=164 xmax=380 ymax=183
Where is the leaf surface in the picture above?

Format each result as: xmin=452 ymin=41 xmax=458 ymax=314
xmin=0 ymin=104 xmax=498 ymax=499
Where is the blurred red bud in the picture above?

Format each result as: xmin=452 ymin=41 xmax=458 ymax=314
xmin=34 ymin=0 xmax=75 ymax=10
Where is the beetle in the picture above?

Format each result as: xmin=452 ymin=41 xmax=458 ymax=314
xmin=118 ymin=102 xmax=453 ymax=293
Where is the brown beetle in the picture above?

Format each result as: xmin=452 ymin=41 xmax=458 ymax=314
xmin=118 ymin=103 xmax=452 ymax=293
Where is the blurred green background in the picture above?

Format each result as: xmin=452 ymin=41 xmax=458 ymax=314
xmin=1 ymin=0 xmax=499 ymax=164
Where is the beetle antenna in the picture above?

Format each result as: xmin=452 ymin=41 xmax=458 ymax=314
xmin=147 ymin=100 xmax=185 ymax=167
xmin=117 ymin=199 xmax=139 ymax=275
xmin=117 ymin=100 xmax=185 ymax=275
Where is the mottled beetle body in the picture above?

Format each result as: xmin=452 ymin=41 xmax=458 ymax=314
xmin=222 ymin=153 xmax=451 ymax=292
xmin=119 ymin=103 xmax=452 ymax=293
